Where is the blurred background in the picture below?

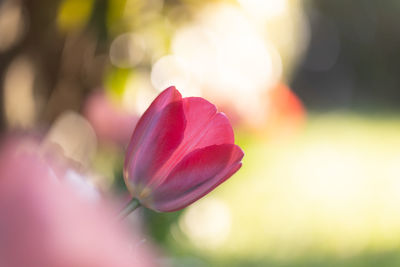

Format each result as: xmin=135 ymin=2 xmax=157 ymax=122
xmin=1 ymin=0 xmax=400 ymax=266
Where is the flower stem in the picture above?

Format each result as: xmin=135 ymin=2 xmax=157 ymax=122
xmin=118 ymin=198 xmax=140 ymax=220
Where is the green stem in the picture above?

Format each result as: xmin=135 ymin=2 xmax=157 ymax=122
xmin=118 ymin=198 xmax=140 ymax=220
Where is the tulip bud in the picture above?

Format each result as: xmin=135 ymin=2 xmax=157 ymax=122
xmin=124 ymin=86 xmax=244 ymax=212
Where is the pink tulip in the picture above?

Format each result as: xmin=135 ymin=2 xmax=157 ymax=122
xmin=124 ymin=86 xmax=244 ymax=212
xmin=0 ymin=138 xmax=156 ymax=267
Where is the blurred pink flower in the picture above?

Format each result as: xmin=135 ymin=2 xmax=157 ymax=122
xmin=124 ymin=86 xmax=244 ymax=212
xmin=0 ymin=138 xmax=156 ymax=267
xmin=84 ymin=91 xmax=137 ymax=146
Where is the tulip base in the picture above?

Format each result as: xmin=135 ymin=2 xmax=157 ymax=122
xmin=118 ymin=198 xmax=140 ymax=220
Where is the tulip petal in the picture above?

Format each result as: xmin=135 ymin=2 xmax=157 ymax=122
xmin=182 ymin=97 xmax=234 ymax=147
xmin=150 ymin=144 xmax=244 ymax=212
xmin=151 ymin=98 xmax=235 ymax=183
xmin=124 ymin=87 xmax=186 ymax=190
xmin=125 ymin=86 xmax=181 ymax=162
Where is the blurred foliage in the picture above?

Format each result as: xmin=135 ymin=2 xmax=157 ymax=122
xmin=293 ymin=0 xmax=400 ymax=110
xmin=57 ymin=0 xmax=94 ymax=31
xmin=105 ymin=67 xmax=132 ymax=99
xmin=144 ymin=209 xmax=184 ymax=244
xmin=167 ymin=249 xmax=400 ymax=267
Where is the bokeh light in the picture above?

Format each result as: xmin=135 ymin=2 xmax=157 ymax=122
xmin=4 ymin=56 xmax=37 ymax=128
xmin=110 ymin=33 xmax=146 ymax=68
xmin=0 ymin=1 xmax=27 ymax=52
xmin=43 ymin=111 xmax=97 ymax=168
xmin=237 ymin=0 xmax=287 ymax=20
xmin=179 ymin=197 xmax=232 ymax=249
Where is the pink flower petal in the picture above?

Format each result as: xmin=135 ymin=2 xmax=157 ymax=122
xmin=84 ymin=91 xmax=137 ymax=145
xmin=125 ymin=86 xmax=181 ymax=164
xmin=182 ymin=97 xmax=234 ymax=147
xmin=0 ymin=139 xmax=157 ymax=267
xmin=124 ymin=87 xmax=186 ymax=192
xmin=150 ymin=144 xmax=244 ymax=212
xmin=150 ymin=97 xmax=235 ymax=184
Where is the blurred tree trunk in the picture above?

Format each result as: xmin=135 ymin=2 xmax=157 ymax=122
xmin=0 ymin=0 xmax=108 ymax=131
